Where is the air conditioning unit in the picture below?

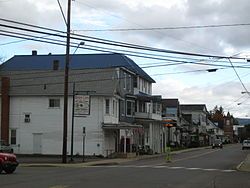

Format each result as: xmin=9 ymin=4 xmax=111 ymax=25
xmin=24 ymin=118 xmax=30 ymax=123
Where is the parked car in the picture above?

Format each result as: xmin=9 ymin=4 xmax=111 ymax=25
xmin=0 ymin=140 xmax=13 ymax=153
xmin=242 ymin=140 xmax=250 ymax=150
xmin=0 ymin=152 xmax=19 ymax=174
xmin=212 ymin=139 xmax=223 ymax=149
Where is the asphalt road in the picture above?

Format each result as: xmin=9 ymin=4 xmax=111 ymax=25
xmin=1 ymin=144 xmax=249 ymax=188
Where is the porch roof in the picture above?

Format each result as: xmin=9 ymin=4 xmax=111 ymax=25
xmin=102 ymin=122 xmax=143 ymax=130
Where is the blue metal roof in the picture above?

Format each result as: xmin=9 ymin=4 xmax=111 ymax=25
xmin=0 ymin=53 xmax=155 ymax=83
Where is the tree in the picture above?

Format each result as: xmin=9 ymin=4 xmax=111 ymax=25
xmin=208 ymin=105 xmax=225 ymax=128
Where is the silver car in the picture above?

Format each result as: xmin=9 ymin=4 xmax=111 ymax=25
xmin=242 ymin=140 xmax=250 ymax=150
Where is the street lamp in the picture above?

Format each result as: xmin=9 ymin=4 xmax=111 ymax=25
xmin=72 ymin=42 xmax=85 ymax=55
xmin=70 ymin=41 xmax=85 ymax=162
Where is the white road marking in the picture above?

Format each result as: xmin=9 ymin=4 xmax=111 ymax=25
xmin=153 ymin=166 xmax=167 ymax=168
xmin=201 ymin=168 xmax=219 ymax=171
xmin=167 ymin=166 xmax=185 ymax=169
xmin=87 ymin=165 xmax=236 ymax=173
xmin=136 ymin=165 xmax=152 ymax=168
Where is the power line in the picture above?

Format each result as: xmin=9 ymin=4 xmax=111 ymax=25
xmin=1 ymin=29 xmax=250 ymax=71
xmin=74 ymin=0 xmax=217 ymax=53
xmin=150 ymin=68 xmax=225 ymax=76
xmin=228 ymin=58 xmax=250 ymax=95
xmin=74 ymin=23 xmax=250 ymax=32
xmin=0 ymin=18 xmax=247 ymax=60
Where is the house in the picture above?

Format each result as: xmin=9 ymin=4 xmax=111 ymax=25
xmin=180 ymin=104 xmax=209 ymax=147
xmin=206 ymin=119 xmax=224 ymax=145
xmin=161 ymin=99 xmax=181 ymax=147
xmin=0 ymin=52 xmax=162 ymax=156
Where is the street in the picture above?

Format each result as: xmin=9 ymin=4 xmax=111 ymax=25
xmin=0 ymin=144 xmax=249 ymax=188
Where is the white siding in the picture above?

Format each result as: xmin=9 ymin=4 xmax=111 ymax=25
xmin=8 ymin=95 xmax=109 ymax=156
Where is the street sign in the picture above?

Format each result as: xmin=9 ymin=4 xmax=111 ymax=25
xmin=74 ymin=95 xmax=90 ymax=116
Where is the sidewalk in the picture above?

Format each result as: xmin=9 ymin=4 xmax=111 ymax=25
xmin=19 ymin=146 xmax=210 ymax=168
xmin=237 ymin=153 xmax=250 ymax=172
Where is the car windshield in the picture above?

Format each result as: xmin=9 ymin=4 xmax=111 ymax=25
xmin=243 ymin=140 xmax=250 ymax=144
xmin=214 ymin=140 xmax=221 ymax=144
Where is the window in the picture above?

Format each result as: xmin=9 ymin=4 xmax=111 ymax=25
xmin=112 ymin=100 xmax=115 ymax=115
xmin=126 ymin=74 xmax=131 ymax=91
xmin=139 ymin=101 xmax=146 ymax=113
xmin=115 ymin=101 xmax=118 ymax=118
xmin=105 ymin=99 xmax=110 ymax=115
xmin=123 ymin=72 xmax=126 ymax=89
xmin=153 ymin=103 xmax=157 ymax=114
xmin=120 ymin=100 xmax=125 ymax=116
xmin=49 ymin=99 xmax=60 ymax=108
xmin=126 ymin=100 xmax=134 ymax=116
xmin=133 ymin=77 xmax=138 ymax=88
xmin=24 ymin=114 xmax=31 ymax=123
xmin=10 ymin=129 xmax=16 ymax=145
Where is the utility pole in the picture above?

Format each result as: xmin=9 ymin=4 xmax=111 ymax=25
xmin=62 ymin=0 xmax=72 ymax=164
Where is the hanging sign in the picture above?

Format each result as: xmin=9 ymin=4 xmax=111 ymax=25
xmin=74 ymin=95 xmax=90 ymax=116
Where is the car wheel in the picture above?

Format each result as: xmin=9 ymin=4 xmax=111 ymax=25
xmin=0 ymin=165 xmax=3 ymax=174
xmin=242 ymin=147 xmax=244 ymax=150
xmin=4 ymin=167 xmax=16 ymax=174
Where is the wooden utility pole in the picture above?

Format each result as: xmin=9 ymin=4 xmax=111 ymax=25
xmin=62 ymin=0 xmax=72 ymax=164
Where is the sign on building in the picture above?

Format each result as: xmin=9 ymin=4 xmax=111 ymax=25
xmin=74 ymin=95 xmax=90 ymax=116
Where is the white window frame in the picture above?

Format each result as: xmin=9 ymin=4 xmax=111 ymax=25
xmin=123 ymin=72 xmax=126 ymax=90
xmin=24 ymin=113 xmax=31 ymax=123
xmin=105 ymin=99 xmax=110 ymax=115
xmin=10 ymin=129 xmax=17 ymax=145
xmin=126 ymin=100 xmax=134 ymax=117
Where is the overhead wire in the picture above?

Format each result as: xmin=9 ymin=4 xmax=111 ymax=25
xmin=1 ymin=30 xmax=250 ymax=70
xmin=228 ymin=58 xmax=250 ymax=95
xmin=0 ymin=18 xmax=247 ymax=60
xmin=75 ymin=23 xmax=250 ymax=32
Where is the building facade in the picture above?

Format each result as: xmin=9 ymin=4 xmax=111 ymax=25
xmin=0 ymin=52 xmax=162 ymax=157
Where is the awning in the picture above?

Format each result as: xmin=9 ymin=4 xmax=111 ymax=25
xmin=102 ymin=122 xmax=143 ymax=130
xmin=135 ymin=92 xmax=161 ymax=102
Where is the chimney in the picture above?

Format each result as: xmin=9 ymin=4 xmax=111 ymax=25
xmin=1 ymin=77 xmax=10 ymax=143
xmin=32 ymin=50 xmax=37 ymax=56
xmin=53 ymin=60 xmax=59 ymax=70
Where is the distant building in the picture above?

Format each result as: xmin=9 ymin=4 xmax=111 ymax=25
xmin=223 ymin=112 xmax=234 ymax=143
xmin=180 ymin=104 xmax=209 ymax=147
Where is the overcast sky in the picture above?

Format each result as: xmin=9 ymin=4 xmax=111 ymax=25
xmin=1 ymin=0 xmax=250 ymax=117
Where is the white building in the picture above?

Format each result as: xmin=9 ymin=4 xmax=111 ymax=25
xmin=0 ymin=52 xmax=162 ymax=157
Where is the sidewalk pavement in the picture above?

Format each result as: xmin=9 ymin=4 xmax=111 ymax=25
xmin=237 ymin=153 xmax=250 ymax=172
xmin=18 ymin=146 xmax=211 ymax=168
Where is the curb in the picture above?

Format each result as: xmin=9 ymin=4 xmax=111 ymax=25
xmin=236 ymin=154 xmax=250 ymax=172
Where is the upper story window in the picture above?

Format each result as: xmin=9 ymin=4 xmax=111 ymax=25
xmin=120 ymin=100 xmax=125 ymax=116
xmin=105 ymin=99 xmax=110 ymax=115
xmin=165 ymin=107 xmax=177 ymax=117
xmin=24 ymin=114 xmax=31 ymax=123
xmin=126 ymin=100 xmax=135 ymax=116
xmin=126 ymin=74 xmax=131 ymax=91
xmin=133 ymin=77 xmax=138 ymax=88
xmin=139 ymin=101 xmax=146 ymax=113
xmin=49 ymin=98 xmax=60 ymax=108
xmin=123 ymin=72 xmax=126 ymax=89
